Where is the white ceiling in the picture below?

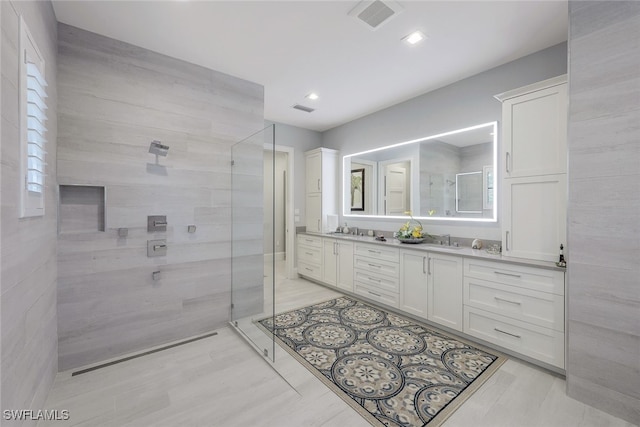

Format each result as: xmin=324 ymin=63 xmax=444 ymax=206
xmin=51 ymin=1 xmax=568 ymax=132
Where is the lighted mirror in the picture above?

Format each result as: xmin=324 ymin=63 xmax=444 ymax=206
xmin=343 ymin=122 xmax=497 ymax=222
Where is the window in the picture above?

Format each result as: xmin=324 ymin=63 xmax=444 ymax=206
xmin=19 ymin=16 xmax=48 ymax=218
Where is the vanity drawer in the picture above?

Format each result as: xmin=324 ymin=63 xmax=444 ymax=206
xmin=298 ymin=261 xmax=322 ymax=281
xmin=355 ymin=282 xmax=400 ymax=308
xmin=354 ymin=243 xmax=399 ymax=264
xmin=354 ymin=269 xmax=399 ymax=294
xmin=298 ymin=245 xmax=322 ymax=265
xmin=464 ymin=307 xmax=564 ymax=369
xmin=464 ymin=277 xmax=564 ymax=331
xmin=297 ymin=234 xmax=323 ymax=248
xmin=464 ymin=259 xmax=564 ymax=295
xmin=354 ymin=255 xmax=399 ymax=279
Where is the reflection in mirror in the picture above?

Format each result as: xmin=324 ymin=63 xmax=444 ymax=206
xmin=456 ymin=171 xmax=482 ymax=213
xmin=343 ymin=122 xmax=497 ymax=222
xmin=350 ymin=168 xmax=365 ymax=212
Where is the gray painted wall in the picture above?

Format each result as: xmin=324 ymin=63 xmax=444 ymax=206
xmin=322 ymin=43 xmax=567 ymax=240
xmin=56 ymin=24 xmax=264 ymax=370
xmin=1 ymin=1 xmax=58 ymax=424
xmin=566 ymin=2 xmax=640 ymax=424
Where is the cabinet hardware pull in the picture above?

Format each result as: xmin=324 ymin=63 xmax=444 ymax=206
xmin=505 ymin=231 xmax=510 ymax=252
xmin=335 ymin=242 xmax=339 ymax=255
xmin=305 ymin=267 xmax=313 ymax=272
xmin=368 ymin=277 xmax=382 ymax=283
xmin=305 ymin=252 xmax=314 ymax=256
xmin=494 ymin=271 xmax=521 ymax=278
xmin=153 ymin=244 xmax=167 ymax=250
xmin=367 ymin=263 xmax=381 ymax=268
xmin=494 ymin=327 xmax=521 ymax=338
xmin=305 ymin=239 xmax=314 ymax=243
xmin=317 ymin=179 xmax=321 ymax=191
xmin=427 ymin=257 xmax=431 ymax=275
xmin=494 ymin=296 xmax=522 ymax=305
xmin=317 ymin=219 xmax=320 ymax=231
xmin=368 ymin=249 xmax=381 ymax=254
xmin=368 ymin=291 xmax=381 ymax=297
xmin=506 ymin=152 xmax=511 ymax=173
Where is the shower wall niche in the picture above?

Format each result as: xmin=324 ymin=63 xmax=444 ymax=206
xmin=59 ymin=185 xmax=105 ymax=233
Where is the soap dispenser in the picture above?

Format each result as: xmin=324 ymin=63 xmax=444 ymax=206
xmin=342 ymin=222 xmax=349 ymax=234
xmin=556 ymin=244 xmax=567 ymax=267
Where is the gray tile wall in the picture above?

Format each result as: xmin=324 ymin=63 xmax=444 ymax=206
xmin=56 ymin=24 xmax=264 ymax=370
xmin=1 ymin=1 xmax=58 ymax=424
xmin=567 ymin=2 xmax=640 ymax=424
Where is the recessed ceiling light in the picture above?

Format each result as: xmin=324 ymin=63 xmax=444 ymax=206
xmin=306 ymin=92 xmax=319 ymax=101
xmin=402 ymin=30 xmax=426 ymax=45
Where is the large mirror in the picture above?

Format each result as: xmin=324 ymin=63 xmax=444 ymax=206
xmin=343 ymin=122 xmax=497 ymax=222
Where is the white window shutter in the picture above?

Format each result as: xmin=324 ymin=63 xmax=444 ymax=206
xmin=20 ymin=16 xmax=47 ymax=217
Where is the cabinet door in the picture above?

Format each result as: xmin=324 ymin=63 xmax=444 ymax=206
xmin=306 ymin=151 xmax=322 ymax=193
xmin=336 ymin=241 xmax=354 ymax=292
xmin=428 ymin=253 xmax=463 ymax=331
xmin=502 ymin=174 xmax=567 ymax=262
xmin=400 ymin=251 xmax=428 ymax=318
xmin=322 ymin=239 xmax=337 ymax=286
xmin=305 ymin=193 xmax=321 ymax=233
xmin=502 ymin=83 xmax=567 ymax=178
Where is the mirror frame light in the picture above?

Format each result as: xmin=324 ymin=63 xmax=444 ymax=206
xmin=342 ymin=121 xmax=498 ymax=223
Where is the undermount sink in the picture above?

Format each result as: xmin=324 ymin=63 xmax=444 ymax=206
xmin=423 ymin=243 xmax=465 ymax=250
xmin=329 ymin=232 xmax=366 ymax=239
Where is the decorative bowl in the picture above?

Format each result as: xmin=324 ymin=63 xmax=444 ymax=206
xmin=397 ymin=237 xmax=426 ymax=244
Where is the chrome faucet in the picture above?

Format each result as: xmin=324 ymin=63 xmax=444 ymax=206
xmin=441 ymin=234 xmax=451 ymax=246
xmin=351 ymin=227 xmax=359 ymax=235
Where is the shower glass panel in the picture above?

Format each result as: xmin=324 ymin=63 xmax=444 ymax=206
xmin=230 ymin=124 xmax=276 ymax=362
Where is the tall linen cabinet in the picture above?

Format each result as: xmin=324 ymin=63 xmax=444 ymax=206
xmin=495 ymin=75 xmax=568 ymax=262
xmin=305 ymin=148 xmax=338 ymax=234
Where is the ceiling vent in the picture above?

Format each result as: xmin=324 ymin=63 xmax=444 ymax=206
xmin=292 ymin=104 xmax=315 ymax=113
xmin=349 ymin=0 xmax=404 ymax=31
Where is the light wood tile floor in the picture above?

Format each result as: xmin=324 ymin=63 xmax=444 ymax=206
xmin=40 ymin=261 xmax=636 ymax=427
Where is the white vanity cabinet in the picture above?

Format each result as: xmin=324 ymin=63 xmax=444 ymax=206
xmin=353 ymin=243 xmax=400 ymax=308
xmin=322 ymin=238 xmax=354 ymax=292
xmin=462 ymin=258 xmax=565 ymax=369
xmin=495 ymin=75 xmax=567 ymax=262
xmin=296 ymin=232 xmax=567 ymax=371
xmin=399 ymin=251 xmax=428 ymax=318
xmin=428 ymin=253 xmax=463 ymax=331
xmin=400 ymin=250 xmax=463 ymax=331
xmin=297 ymin=234 xmax=323 ymax=281
xmin=305 ymin=148 xmax=338 ymax=234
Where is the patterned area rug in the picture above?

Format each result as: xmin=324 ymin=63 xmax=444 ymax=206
xmin=259 ymin=296 xmax=505 ymax=427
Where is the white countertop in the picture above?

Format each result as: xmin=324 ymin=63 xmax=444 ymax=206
xmin=300 ymin=231 xmax=565 ymax=272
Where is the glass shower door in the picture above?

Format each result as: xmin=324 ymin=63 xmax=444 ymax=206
xmin=230 ymin=124 xmax=275 ymax=362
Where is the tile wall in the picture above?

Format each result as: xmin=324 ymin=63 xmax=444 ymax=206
xmin=567 ymin=2 xmax=640 ymax=424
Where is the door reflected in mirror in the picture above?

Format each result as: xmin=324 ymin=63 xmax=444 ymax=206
xmin=343 ymin=122 xmax=497 ymax=222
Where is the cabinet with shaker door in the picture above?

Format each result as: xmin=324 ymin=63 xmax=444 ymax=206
xmin=495 ymin=75 xmax=567 ymax=262
xmin=305 ymin=148 xmax=338 ymax=234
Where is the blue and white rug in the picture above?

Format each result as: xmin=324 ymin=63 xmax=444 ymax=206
xmin=259 ymin=296 xmax=505 ymax=427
